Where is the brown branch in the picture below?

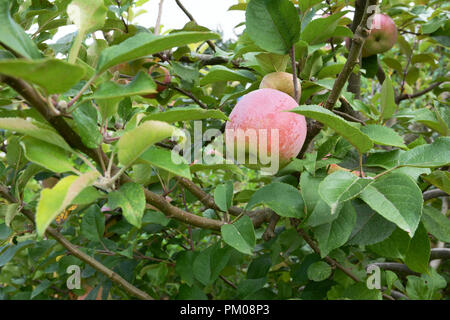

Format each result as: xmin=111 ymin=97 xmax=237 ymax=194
xmin=295 ymin=225 xmax=396 ymax=300
xmin=175 ymin=176 xmax=272 ymax=227
xmin=1 ymin=75 xmax=226 ymax=231
xmin=220 ymin=275 xmax=237 ymax=289
xmin=333 ymin=108 xmax=366 ymax=125
xmin=368 ymin=262 xmax=420 ymax=277
xmin=1 ymin=75 xmax=102 ymax=165
xmin=395 ymin=82 xmax=443 ymax=104
xmin=262 ymin=214 xmax=280 ymax=241
xmin=0 ymin=185 xmax=153 ymax=300
xmin=154 ymin=0 xmax=164 ymax=35
xmin=324 ymin=0 xmax=378 ymax=110
xmin=423 ymin=188 xmax=448 ymax=201
xmin=174 ymin=0 xmax=216 ymax=52
xmin=295 ymin=226 xmax=361 ymax=283
xmin=430 ymin=248 xmax=450 ymax=260
xmin=155 ymin=80 xmax=208 ymax=109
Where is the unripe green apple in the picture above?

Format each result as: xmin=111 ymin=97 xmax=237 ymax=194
xmin=259 ymin=72 xmax=301 ymax=100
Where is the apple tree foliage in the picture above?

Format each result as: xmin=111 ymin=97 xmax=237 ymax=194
xmin=0 ymin=0 xmax=449 ymax=300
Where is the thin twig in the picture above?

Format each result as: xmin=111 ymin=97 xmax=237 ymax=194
xmin=0 ymin=185 xmax=153 ymax=300
xmin=395 ymin=82 xmax=443 ymax=104
xmin=174 ymin=0 xmax=216 ymax=52
xmin=155 ymin=80 xmax=208 ymax=109
xmin=324 ymin=0 xmax=378 ymax=110
xmin=423 ymin=188 xmax=449 ymax=201
xmin=154 ymin=0 xmax=165 ymax=35
xmin=67 ymin=74 xmax=99 ymax=109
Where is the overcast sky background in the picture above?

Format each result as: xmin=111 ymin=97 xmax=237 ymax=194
xmin=135 ymin=0 xmax=246 ymax=40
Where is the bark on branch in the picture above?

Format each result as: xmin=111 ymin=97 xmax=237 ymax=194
xmin=0 ymin=186 xmax=153 ymax=300
xmin=324 ymin=0 xmax=378 ymax=110
xmin=395 ymin=82 xmax=443 ymax=104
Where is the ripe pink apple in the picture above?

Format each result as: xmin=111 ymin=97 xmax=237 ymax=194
xmin=259 ymin=72 xmax=301 ymax=100
xmin=225 ymin=88 xmax=307 ymax=172
xmin=142 ymin=65 xmax=171 ymax=99
xmin=362 ymin=13 xmax=397 ymax=57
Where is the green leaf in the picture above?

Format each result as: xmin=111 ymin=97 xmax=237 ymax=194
xmin=97 ymin=31 xmax=220 ymax=73
xmin=72 ymin=187 xmax=102 ymax=205
xmin=0 ymin=0 xmax=41 ymax=59
xmin=221 ymin=215 xmax=255 ymax=255
xmin=317 ymin=63 xmax=345 ymax=79
xmin=360 ymin=173 xmax=423 ymax=236
xmin=138 ymin=146 xmax=191 ymax=179
xmin=382 ymin=57 xmax=403 ymax=73
xmin=31 ymin=279 xmax=51 ymax=299
xmin=406 ymin=269 xmax=447 ymax=300
xmin=0 ymin=59 xmax=85 ymax=94
xmin=0 ymin=240 xmax=34 ymax=267
xmin=366 ymin=150 xmax=402 ymax=170
xmin=190 ymin=163 xmax=244 ymax=176
xmin=368 ymin=228 xmax=411 ymax=260
xmin=422 ymin=171 xmax=450 ymax=194
xmin=200 ymin=65 xmax=256 ymax=85
xmin=142 ymin=106 xmax=228 ymax=123
xmin=0 ymin=118 xmax=72 ymax=151
xmin=214 ymin=181 xmax=234 ymax=212
xmin=117 ymin=120 xmax=180 ymax=167
xmin=422 ymin=207 xmax=450 ymax=243
xmin=193 ymin=244 xmax=232 ymax=285
xmin=96 ymin=98 xmax=120 ymax=122
xmin=255 ymin=52 xmax=289 ymax=73
xmin=300 ymin=172 xmax=339 ymax=227
xmin=245 ymin=0 xmax=301 ymax=54
xmin=72 ymin=101 xmax=102 ymax=149
xmin=0 ymin=204 xmax=19 ymax=228
xmin=346 ymin=199 xmax=396 ymax=246
xmin=67 ymin=0 xmax=106 ymax=34
xmin=175 ymin=251 xmax=196 ymax=286
xmin=399 ymin=137 xmax=450 ymax=168
xmin=313 ymin=201 xmax=356 ymax=257
xmin=307 ymin=261 xmax=332 ymax=282
xmin=289 ymin=105 xmax=373 ymax=154
xmin=108 ymin=182 xmax=145 ymax=228
xmin=404 ymin=223 xmax=430 ymax=274
xmin=318 ymin=171 xmax=373 ymax=214
xmin=361 ymin=124 xmax=407 ymax=149
xmin=247 ymin=255 xmax=272 ymax=279
xmin=297 ymin=0 xmax=323 ymax=14
xmin=301 ymin=12 xmax=347 ymax=45
xmin=192 ymin=248 xmax=211 ymax=285
xmin=379 ymin=76 xmax=397 ymax=120
xmin=89 ymin=71 xmax=157 ymax=100
xmin=36 ymin=171 xmax=100 ymax=237
xmin=19 ymin=136 xmax=74 ymax=173
xmin=361 ymin=55 xmax=378 ymax=78
xmin=80 ymin=205 xmax=105 ymax=242
xmin=177 ymin=284 xmax=208 ymax=300
xmin=246 ymin=182 xmax=304 ymax=218
xmin=342 ymin=282 xmax=382 ymax=300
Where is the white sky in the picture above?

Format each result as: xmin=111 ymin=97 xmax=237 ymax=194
xmin=135 ymin=0 xmax=245 ymax=40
